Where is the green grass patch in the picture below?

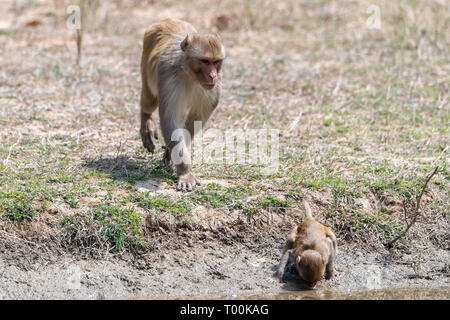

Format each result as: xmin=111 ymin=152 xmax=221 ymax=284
xmin=204 ymin=164 xmax=276 ymax=180
xmin=243 ymin=195 xmax=291 ymax=215
xmin=0 ymin=167 xmax=94 ymax=217
xmin=150 ymin=161 xmax=177 ymax=183
xmin=258 ymin=195 xmax=291 ymax=209
xmin=360 ymin=164 xmax=435 ymax=199
xmin=61 ymin=203 xmax=143 ymax=252
xmin=333 ymin=206 xmax=403 ymax=238
xmin=129 ymin=192 xmax=191 ymax=217
xmin=289 ymin=161 xmax=437 ymax=202
xmin=190 ymin=182 xmax=251 ymax=212
xmin=0 ymin=190 xmax=36 ymax=221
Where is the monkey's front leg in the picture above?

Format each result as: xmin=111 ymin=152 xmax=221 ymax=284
xmin=160 ymin=110 xmax=200 ymax=192
xmin=140 ymin=111 xmax=159 ymax=153
xmin=276 ymin=249 xmax=292 ymax=282
xmin=171 ymin=140 xmax=200 ymax=191
xmin=325 ymin=234 xmax=337 ymax=280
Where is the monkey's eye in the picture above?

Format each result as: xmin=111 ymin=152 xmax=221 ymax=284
xmin=199 ymin=59 xmax=209 ymax=64
xmin=213 ymin=60 xmax=222 ymax=65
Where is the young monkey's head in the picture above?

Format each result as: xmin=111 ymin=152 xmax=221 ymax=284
xmin=181 ymin=33 xmax=225 ymax=90
xmin=296 ymin=250 xmax=326 ymax=288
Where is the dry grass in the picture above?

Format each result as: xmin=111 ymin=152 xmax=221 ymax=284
xmin=0 ymin=0 xmax=448 ymax=256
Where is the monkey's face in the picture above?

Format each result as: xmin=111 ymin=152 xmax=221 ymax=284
xmin=181 ymin=34 xmax=225 ymax=90
xmin=296 ymin=251 xmax=326 ymax=288
xmin=195 ymin=58 xmax=223 ymax=90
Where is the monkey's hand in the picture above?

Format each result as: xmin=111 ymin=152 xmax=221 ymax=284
xmin=275 ymin=270 xmax=285 ymax=283
xmin=177 ymin=172 xmax=200 ymax=192
xmin=276 ymin=249 xmax=291 ymax=283
xmin=140 ymin=119 xmax=159 ymax=153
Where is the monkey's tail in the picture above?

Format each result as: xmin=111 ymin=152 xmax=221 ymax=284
xmin=303 ymin=200 xmax=313 ymax=218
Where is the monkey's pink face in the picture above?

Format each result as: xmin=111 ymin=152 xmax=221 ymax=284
xmin=198 ymin=58 xmax=222 ymax=90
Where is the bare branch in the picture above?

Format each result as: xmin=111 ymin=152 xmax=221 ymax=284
xmin=385 ymin=166 xmax=439 ymax=249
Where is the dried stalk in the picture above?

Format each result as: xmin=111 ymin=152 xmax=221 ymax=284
xmin=385 ymin=166 xmax=439 ymax=249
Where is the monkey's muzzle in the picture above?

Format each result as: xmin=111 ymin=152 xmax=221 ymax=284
xmin=201 ymin=83 xmax=215 ymax=90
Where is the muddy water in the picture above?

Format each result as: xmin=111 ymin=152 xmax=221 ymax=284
xmin=145 ymin=286 xmax=449 ymax=300
xmin=226 ymin=286 xmax=450 ymax=300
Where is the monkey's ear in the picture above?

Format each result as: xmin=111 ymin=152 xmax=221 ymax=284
xmin=180 ymin=34 xmax=191 ymax=52
xmin=296 ymin=256 xmax=301 ymax=265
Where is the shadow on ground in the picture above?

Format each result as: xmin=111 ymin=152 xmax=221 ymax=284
xmin=82 ymin=155 xmax=176 ymax=186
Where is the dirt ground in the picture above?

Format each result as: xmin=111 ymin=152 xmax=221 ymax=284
xmin=0 ymin=235 xmax=448 ymax=299
xmin=0 ymin=0 xmax=449 ymax=299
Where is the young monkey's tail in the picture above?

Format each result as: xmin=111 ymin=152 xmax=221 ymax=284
xmin=303 ymin=200 xmax=313 ymax=218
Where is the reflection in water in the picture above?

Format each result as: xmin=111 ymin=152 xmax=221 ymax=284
xmin=218 ymin=286 xmax=450 ymax=300
xmin=142 ymin=286 xmax=449 ymax=300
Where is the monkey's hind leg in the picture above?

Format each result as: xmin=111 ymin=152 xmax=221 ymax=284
xmin=140 ymin=87 xmax=159 ymax=153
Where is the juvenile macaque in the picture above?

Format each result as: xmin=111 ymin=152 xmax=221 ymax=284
xmin=140 ymin=18 xmax=225 ymax=191
xmin=276 ymin=200 xmax=337 ymax=288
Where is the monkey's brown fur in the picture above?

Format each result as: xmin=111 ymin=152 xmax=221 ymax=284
xmin=276 ymin=200 xmax=337 ymax=288
xmin=139 ymin=19 xmax=225 ymax=191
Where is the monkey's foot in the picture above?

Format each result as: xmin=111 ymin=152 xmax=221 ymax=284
xmin=177 ymin=173 xmax=200 ymax=192
xmin=140 ymin=128 xmax=158 ymax=153
xmin=275 ymin=272 xmax=285 ymax=283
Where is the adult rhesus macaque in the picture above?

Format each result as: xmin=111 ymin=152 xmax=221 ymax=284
xmin=276 ymin=200 xmax=337 ymax=288
xmin=140 ymin=18 xmax=225 ymax=191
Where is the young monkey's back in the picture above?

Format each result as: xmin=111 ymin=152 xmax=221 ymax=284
xmin=292 ymin=217 xmax=333 ymax=257
xmin=276 ymin=201 xmax=337 ymax=286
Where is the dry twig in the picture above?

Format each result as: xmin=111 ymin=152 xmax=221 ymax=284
xmin=385 ymin=166 xmax=439 ymax=249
